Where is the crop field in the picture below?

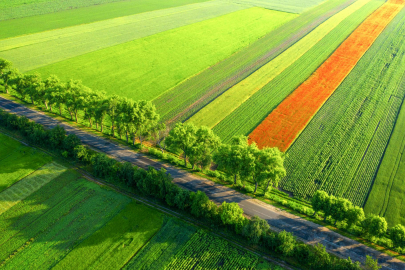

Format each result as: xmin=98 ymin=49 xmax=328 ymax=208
xmin=248 ymin=0 xmax=403 ymax=151
xmin=0 ymin=135 xmax=281 ymax=269
xmin=0 ymin=133 xmax=52 ymax=192
xmin=187 ymin=0 xmax=374 ymax=129
xmin=26 ymin=8 xmax=295 ymax=101
xmin=0 ymin=1 xmax=246 ymax=72
xmin=213 ymin=0 xmax=383 ymax=142
xmin=232 ymin=0 xmax=327 ymax=13
xmin=281 ymin=3 xmax=405 ymax=207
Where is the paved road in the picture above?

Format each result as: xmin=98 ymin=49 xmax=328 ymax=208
xmin=1 ymin=97 xmax=404 ymax=270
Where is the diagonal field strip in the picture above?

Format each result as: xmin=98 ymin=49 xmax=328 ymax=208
xmin=0 ymin=162 xmax=66 ymax=216
xmin=248 ymin=0 xmax=405 ymax=152
xmin=0 ymin=0 xmax=245 ymax=72
xmin=187 ymin=0 xmax=373 ymax=129
xmin=228 ymin=0 xmax=326 ymax=13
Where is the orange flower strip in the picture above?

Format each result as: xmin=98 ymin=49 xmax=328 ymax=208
xmin=248 ymin=0 xmax=404 ymax=152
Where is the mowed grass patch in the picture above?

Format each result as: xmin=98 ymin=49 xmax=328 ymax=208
xmin=281 ymin=6 xmax=405 ymax=206
xmin=0 ymin=0 xmax=209 ymax=39
xmin=213 ymin=0 xmax=383 ymax=142
xmin=187 ymin=0 xmax=372 ymax=129
xmin=124 ymin=218 xmax=197 ymax=270
xmin=0 ymin=162 xmax=66 ymax=215
xmin=364 ymin=90 xmax=405 ymax=226
xmin=32 ymin=8 xmax=296 ymax=101
xmin=0 ymin=176 xmax=131 ymax=269
xmin=54 ymin=201 xmax=163 ymax=270
xmin=0 ymin=1 xmax=244 ymax=72
xmin=0 ymin=133 xmax=52 ymax=192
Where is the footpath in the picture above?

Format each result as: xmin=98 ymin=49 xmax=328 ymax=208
xmin=0 ymin=96 xmax=403 ymax=270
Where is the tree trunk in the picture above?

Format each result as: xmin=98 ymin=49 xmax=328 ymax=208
xmin=44 ymin=101 xmax=49 ymax=110
xmin=323 ymin=216 xmax=327 ymax=222
xmin=192 ymin=164 xmax=195 ymax=170
xmin=111 ymin=124 xmax=115 ymax=137
xmin=234 ymin=174 xmax=237 ymax=185
xmin=101 ymin=123 xmax=103 ymax=133
xmin=74 ymin=111 xmax=78 ymax=123
xmin=312 ymin=211 xmax=317 ymax=217
xmin=184 ymin=154 xmax=187 ymax=167
xmin=126 ymin=131 xmax=129 ymax=143
xmin=88 ymin=117 xmax=92 ymax=128
xmin=95 ymin=122 xmax=98 ymax=130
xmin=254 ymin=181 xmax=258 ymax=193
xmin=49 ymin=104 xmax=52 ymax=112
xmin=264 ymin=180 xmax=271 ymax=194
xmin=31 ymin=96 xmax=34 ymax=104
xmin=139 ymin=136 xmax=143 ymax=145
xmin=133 ymin=136 xmax=136 ymax=145
xmin=334 ymin=220 xmax=338 ymax=226
xmin=59 ymin=106 xmax=62 ymax=116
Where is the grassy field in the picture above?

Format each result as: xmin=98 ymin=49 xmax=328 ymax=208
xmin=187 ymin=0 xmax=372 ymax=129
xmin=364 ymin=91 xmax=405 ymax=226
xmin=153 ymin=0 xmax=354 ymax=123
xmin=30 ymin=8 xmax=295 ymax=101
xmin=0 ymin=1 xmax=245 ymax=72
xmin=0 ymin=133 xmax=52 ymax=192
xmin=281 ymin=6 xmax=405 ymax=207
xmin=213 ymin=0 xmax=383 ymax=143
xmin=235 ymin=0 xmax=327 ymax=13
xmin=0 ymin=0 xmax=209 ymax=40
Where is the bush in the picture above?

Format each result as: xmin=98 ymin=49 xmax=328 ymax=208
xmin=244 ymin=185 xmax=254 ymax=193
xmin=276 ymin=231 xmax=296 ymax=256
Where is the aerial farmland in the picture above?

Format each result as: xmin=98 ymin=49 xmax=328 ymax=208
xmin=1 ymin=0 xmax=405 ymax=269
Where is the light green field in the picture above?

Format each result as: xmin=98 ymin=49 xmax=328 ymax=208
xmin=0 ymin=162 xmax=66 ymax=215
xmin=0 ymin=133 xmax=52 ymax=192
xmin=233 ymin=0 xmax=327 ymax=13
xmin=0 ymin=0 xmax=209 ymax=39
xmin=30 ymin=8 xmax=296 ymax=101
xmin=365 ymin=96 xmax=405 ymax=226
xmin=0 ymin=1 xmax=244 ymax=72
xmin=187 ymin=0 xmax=372 ymax=129
xmin=54 ymin=201 xmax=163 ymax=270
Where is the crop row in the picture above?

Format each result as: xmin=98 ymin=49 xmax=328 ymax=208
xmin=0 ymin=0 xmax=245 ymax=72
xmin=153 ymin=0 xmax=355 ymax=123
xmin=188 ymin=0 xmax=371 ymax=129
xmin=0 ymin=161 xmax=64 ymax=214
xmin=364 ymin=78 xmax=405 ymax=226
xmin=248 ymin=0 xmax=403 ymax=151
xmin=213 ymin=0 xmax=382 ymax=143
xmin=1 ymin=179 xmax=129 ymax=269
xmin=124 ymin=218 xmax=196 ymax=270
xmin=165 ymin=231 xmax=260 ymax=270
xmin=31 ymin=8 xmax=288 ymax=102
xmin=281 ymin=4 xmax=405 ymax=206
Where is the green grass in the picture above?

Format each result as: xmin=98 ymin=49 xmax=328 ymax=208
xmin=0 ymin=1 xmax=244 ymax=72
xmin=0 ymin=162 xmax=66 ymax=215
xmin=54 ymin=201 xmax=163 ymax=270
xmin=187 ymin=0 xmax=372 ymax=129
xmin=0 ymin=0 xmax=209 ymax=39
xmin=0 ymin=175 xmax=131 ymax=269
xmin=124 ymin=218 xmax=197 ymax=270
xmin=0 ymin=133 xmax=52 ymax=192
xmin=213 ymin=0 xmax=382 ymax=142
xmin=30 ymin=8 xmax=296 ymax=101
xmin=364 ymin=94 xmax=405 ymax=226
xmin=234 ymin=0 xmax=327 ymax=13
xmin=281 ymin=6 xmax=405 ymax=207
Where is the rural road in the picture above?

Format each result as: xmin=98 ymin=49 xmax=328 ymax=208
xmin=0 ymin=97 xmax=403 ymax=270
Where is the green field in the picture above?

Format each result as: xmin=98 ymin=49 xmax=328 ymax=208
xmin=187 ymin=0 xmax=372 ymax=129
xmin=212 ymin=0 xmax=382 ymax=142
xmin=29 ymin=8 xmax=295 ymax=101
xmin=235 ymin=0 xmax=327 ymax=13
xmin=0 ymin=0 xmax=210 ymax=40
xmin=0 ymin=1 xmax=245 ymax=72
xmin=365 ymin=95 xmax=405 ymax=226
xmin=0 ymin=134 xmax=282 ymax=269
xmin=281 ymin=6 xmax=405 ymax=207
xmin=0 ymin=133 xmax=52 ymax=192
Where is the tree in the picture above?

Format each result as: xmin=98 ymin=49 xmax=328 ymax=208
xmin=346 ymin=206 xmax=365 ymax=229
xmin=220 ymin=201 xmax=245 ymax=232
xmin=165 ymin=122 xmax=197 ymax=167
xmin=106 ymin=95 xmax=120 ymax=136
xmin=310 ymin=243 xmax=331 ymax=269
xmin=63 ymin=134 xmax=81 ymax=156
xmin=390 ymin=224 xmax=405 ymax=248
xmin=330 ymin=197 xmax=352 ymax=225
xmin=24 ymin=73 xmax=42 ymax=104
xmin=276 ymin=230 xmax=296 ymax=256
xmin=94 ymin=95 xmax=108 ymax=133
xmin=43 ymin=75 xmax=60 ymax=111
xmin=0 ymin=58 xmax=18 ymax=94
xmin=311 ymin=190 xmax=329 ymax=217
xmin=242 ymin=216 xmax=270 ymax=244
xmin=65 ymin=80 xmax=87 ymax=122
xmin=188 ymin=126 xmax=220 ymax=170
xmin=49 ymin=125 xmax=66 ymax=148
xmin=132 ymin=100 xmax=160 ymax=145
xmin=0 ymin=58 xmax=11 ymax=76
xmin=322 ymin=194 xmax=336 ymax=222
xmin=362 ymin=215 xmax=388 ymax=239
xmin=365 ymin=255 xmax=381 ymax=270
xmin=190 ymin=190 xmax=211 ymax=218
